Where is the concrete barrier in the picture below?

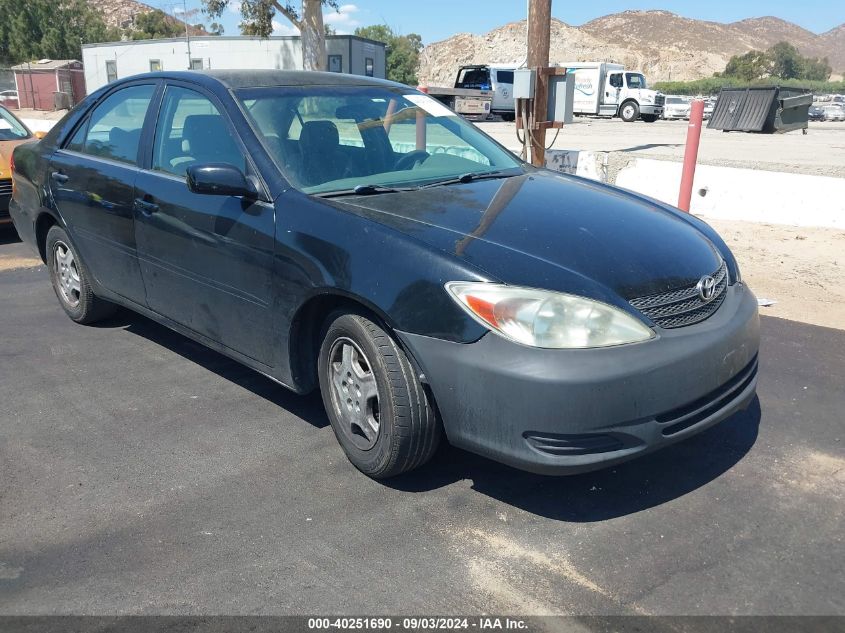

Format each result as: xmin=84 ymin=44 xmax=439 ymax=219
xmin=546 ymin=150 xmax=845 ymax=230
xmin=614 ymin=158 xmax=845 ymax=230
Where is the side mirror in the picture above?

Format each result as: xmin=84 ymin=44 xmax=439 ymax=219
xmin=186 ymin=163 xmax=256 ymax=198
xmin=34 ymin=131 xmax=46 ymax=139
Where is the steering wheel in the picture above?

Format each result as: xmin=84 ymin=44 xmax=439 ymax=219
xmin=394 ymin=150 xmax=430 ymax=171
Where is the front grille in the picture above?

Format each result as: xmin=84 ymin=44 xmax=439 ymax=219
xmin=0 ymin=178 xmax=12 ymax=196
xmin=630 ymin=261 xmax=728 ymax=329
xmin=655 ymin=94 xmax=665 ymax=106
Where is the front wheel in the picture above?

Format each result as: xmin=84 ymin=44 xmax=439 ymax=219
xmin=318 ymin=312 xmax=440 ymax=478
xmin=620 ymin=101 xmax=640 ymax=122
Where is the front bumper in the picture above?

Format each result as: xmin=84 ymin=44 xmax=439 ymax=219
xmin=639 ymin=104 xmax=664 ymax=116
xmin=398 ymin=283 xmax=759 ymax=475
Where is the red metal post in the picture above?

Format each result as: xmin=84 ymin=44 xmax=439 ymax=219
xmin=678 ymin=99 xmax=705 ymax=212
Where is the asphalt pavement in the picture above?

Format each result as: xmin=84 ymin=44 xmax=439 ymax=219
xmin=0 ymin=234 xmax=842 ymax=616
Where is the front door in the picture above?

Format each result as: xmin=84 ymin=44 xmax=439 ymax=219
xmin=133 ymin=84 xmax=276 ymax=366
xmin=49 ymin=83 xmax=157 ymax=304
xmin=604 ymin=72 xmax=623 ymax=107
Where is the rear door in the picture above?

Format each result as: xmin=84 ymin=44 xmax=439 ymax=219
xmin=133 ymin=82 xmax=276 ymax=365
xmin=49 ymin=82 xmax=158 ymax=304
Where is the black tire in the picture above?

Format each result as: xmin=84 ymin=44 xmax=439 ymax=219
xmin=318 ymin=311 xmax=440 ymax=478
xmin=642 ymin=114 xmax=657 ymax=123
xmin=501 ymin=112 xmax=515 ymax=122
xmin=620 ymin=101 xmax=640 ymax=122
xmin=46 ymin=225 xmax=116 ymax=324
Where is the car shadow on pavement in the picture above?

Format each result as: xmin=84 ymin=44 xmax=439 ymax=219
xmin=388 ymin=398 xmax=761 ymax=522
xmin=96 ymin=309 xmax=330 ymax=429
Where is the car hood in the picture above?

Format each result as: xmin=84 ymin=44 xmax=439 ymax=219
xmin=333 ymin=171 xmax=723 ymax=303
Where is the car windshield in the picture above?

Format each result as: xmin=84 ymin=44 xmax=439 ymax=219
xmin=625 ymin=73 xmax=647 ymax=89
xmin=237 ymin=85 xmax=523 ymax=195
xmin=0 ymin=106 xmax=30 ymax=141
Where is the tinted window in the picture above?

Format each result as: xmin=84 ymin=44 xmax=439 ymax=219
xmin=152 ymin=85 xmax=244 ymax=177
xmin=496 ymin=71 xmax=514 ymax=84
xmin=76 ymin=84 xmax=154 ymax=164
xmin=456 ymin=68 xmax=491 ymax=90
xmin=609 ymin=74 xmax=623 ymax=88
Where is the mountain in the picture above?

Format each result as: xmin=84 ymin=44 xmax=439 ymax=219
xmin=418 ymin=10 xmax=844 ymax=86
xmin=86 ymin=0 xmax=206 ymax=36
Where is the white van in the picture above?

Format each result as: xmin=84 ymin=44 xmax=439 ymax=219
xmin=454 ymin=64 xmax=516 ymax=121
xmin=560 ymin=62 xmax=664 ymax=122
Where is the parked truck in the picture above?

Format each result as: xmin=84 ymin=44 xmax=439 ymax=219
xmin=422 ymin=84 xmax=493 ymax=121
xmin=560 ymin=62 xmax=664 ymax=122
xmin=453 ymin=64 xmax=517 ymax=121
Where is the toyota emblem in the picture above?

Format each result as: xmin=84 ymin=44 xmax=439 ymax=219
xmin=697 ymin=275 xmax=717 ymax=302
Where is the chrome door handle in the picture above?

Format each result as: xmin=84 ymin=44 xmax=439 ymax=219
xmin=51 ymin=171 xmax=69 ymax=184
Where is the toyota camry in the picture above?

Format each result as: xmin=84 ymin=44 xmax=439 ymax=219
xmin=10 ymin=71 xmax=759 ymax=478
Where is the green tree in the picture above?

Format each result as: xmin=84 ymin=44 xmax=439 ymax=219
xmin=208 ymin=22 xmax=225 ymax=36
xmin=768 ymin=41 xmax=803 ymax=80
xmin=130 ymin=9 xmax=185 ymax=40
xmin=0 ymin=0 xmax=120 ymax=65
xmin=202 ymin=0 xmax=339 ymax=71
xmin=801 ymin=55 xmax=831 ymax=82
xmin=354 ymin=25 xmax=423 ymax=85
xmin=723 ymin=50 xmax=769 ymax=81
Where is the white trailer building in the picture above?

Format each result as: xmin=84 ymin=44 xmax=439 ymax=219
xmin=81 ymin=35 xmax=387 ymax=93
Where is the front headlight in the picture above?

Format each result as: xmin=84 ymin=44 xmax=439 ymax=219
xmin=445 ymin=282 xmax=655 ymax=349
xmin=641 ymin=94 xmax=654 ymax=103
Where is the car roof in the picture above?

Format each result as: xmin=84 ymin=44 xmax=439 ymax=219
xmin=118 ymin=69 xmax=405 ymax=91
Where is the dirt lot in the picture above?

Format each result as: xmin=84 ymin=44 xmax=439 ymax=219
xmin=480 ymin=118 xmax=845 ymax=178
xmin=703 ymin=217 xmax=845 ymax=330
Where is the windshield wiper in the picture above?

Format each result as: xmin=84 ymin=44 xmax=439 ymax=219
xmin=315 ymin=183 xmax=414 ymax=198
xmin=418 ymin=170 xmax=517 ymax=189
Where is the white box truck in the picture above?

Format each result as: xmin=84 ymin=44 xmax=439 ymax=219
xmin=560 ymin=62 xmax=664 ymax=122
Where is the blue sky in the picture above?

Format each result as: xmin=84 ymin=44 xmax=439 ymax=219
xmin=157 ymin=1 xmax=844 ymax=42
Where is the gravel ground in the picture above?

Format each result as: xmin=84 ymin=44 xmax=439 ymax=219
xmin=479 ymin=118 xmax=845 ymax=178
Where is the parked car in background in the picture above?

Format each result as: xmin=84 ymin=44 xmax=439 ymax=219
xmin=10 ymin=70 xmax=759 ymax=479
xmin=808 ymin=105 xmax=826 ymax=122
xmin=703 ymin=98 xmax=716 ymax=120
xmin=822 ymin=104 xmax=845 ymax=121
xmin=1 ymin=105 xmax=37 ymax=227
xmin=663 ymin=96 xmax=691 ymax=120
xmin=0 ymin=90 xmax=19 ymax=110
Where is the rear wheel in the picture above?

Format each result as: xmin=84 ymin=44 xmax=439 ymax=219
xmin=318 ymin=312 xmax=440 ymax=478
xmin=620 ymin=101 xmax=640 ymax=122
xmin=46 ymin=225 xmax=116 ymax=324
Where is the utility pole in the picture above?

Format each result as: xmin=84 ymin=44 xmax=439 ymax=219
xmin=527 ymin=0 xmax=551 ymax=166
